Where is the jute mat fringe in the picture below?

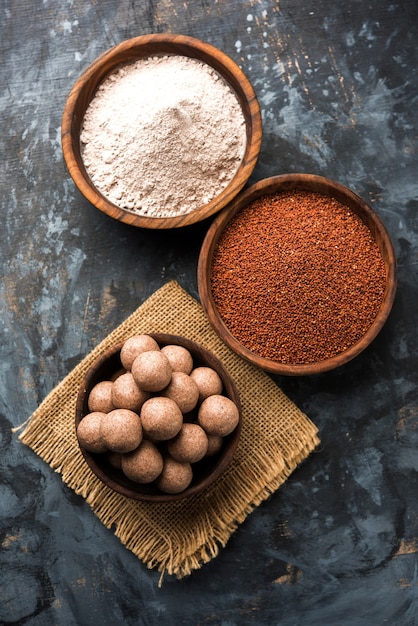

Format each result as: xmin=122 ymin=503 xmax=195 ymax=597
xmin=17 ymin=280 xmax=320 ymax=583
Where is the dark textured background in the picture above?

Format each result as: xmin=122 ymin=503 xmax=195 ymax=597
xmin=1 ymin=1 xmax=417 ymax=624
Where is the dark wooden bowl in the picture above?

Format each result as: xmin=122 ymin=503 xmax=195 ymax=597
xmin=198 ymin=174 xmax=397 ymax=376
xmin=61 ymin=34 xmax=262 ymax=229
xmin=75 ymin=333 xmax=242 ymax=501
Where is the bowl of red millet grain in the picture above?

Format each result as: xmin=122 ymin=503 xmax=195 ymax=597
xmin=198 ymin=173 xmax=397 ymax=376
xmin=61 ymin=34 xmax=262 ymax=230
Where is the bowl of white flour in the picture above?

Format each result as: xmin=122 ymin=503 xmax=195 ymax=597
xmin=62 ymin=34 xmax=262 ymax=229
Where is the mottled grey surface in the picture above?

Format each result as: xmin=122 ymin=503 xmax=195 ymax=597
xmin=1 ymin=1 xmax=417 ymax=624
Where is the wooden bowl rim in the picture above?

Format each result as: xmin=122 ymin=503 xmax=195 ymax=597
xmin=198 ymin=173 xmax=398 ymax=376
xmin=75 ymin=333 xmax=242 ymax=501
xmin=61 ymin=33 xmax=262 ymax=229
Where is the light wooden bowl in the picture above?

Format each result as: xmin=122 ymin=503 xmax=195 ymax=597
xmin=61 ymin=34 xmax=262 ymax=229
xmin=75 ymin=333 xmax=242 ymax=501
xmin=198 ymin=174 xmax=397 ymax=376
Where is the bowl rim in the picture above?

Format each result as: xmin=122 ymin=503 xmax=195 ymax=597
xmin=75 ymin=333 xmax=242 ymax=501
xmin=61 ymin=33 xmax=262 ymax=229
xmin=197 ymin=173 xmax=398 ymax=376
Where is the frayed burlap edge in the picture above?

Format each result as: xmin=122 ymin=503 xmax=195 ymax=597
xmin=16 ymin=280 xmax=320 ymax=583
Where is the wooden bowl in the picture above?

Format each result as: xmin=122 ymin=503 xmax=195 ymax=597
xmin=75 ymin=333 xmax=242 ymax=501
xmin=61 ymin=34 xmax=262 ymax=229
xmin=198 ymin=174 xmax=397 ymax=376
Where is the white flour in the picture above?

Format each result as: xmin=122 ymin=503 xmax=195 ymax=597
xmin=80 ymin=55 xmax=247 ymax=218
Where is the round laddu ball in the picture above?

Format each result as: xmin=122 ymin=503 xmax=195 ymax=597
xmin=120 ymin=334 xmax=160 ymax=370
xmin=131 ymin=350 xmax=172 ymax=392
xmin=100 ymin=408 xmax=143 ymax=453
xmin=88 ymin=380 xmax=115 ymax=413
xmin=206 ymin=434 xmax=224 ymax=457
xmin=160 ymin=344 xmax=193 ymax=374
xmin=121 ymin=439 xmax=164 ymax=483
xmin=167 ymin=423 xmax=209 ymax=463
xmin=156 ymin=457 xmax=193 ymax=494
xmin=190 ymin=366 xmax=223 ymax=402
xmin=111 ymin=372 xmax=149 ymax=412
xmin=198 ymin=394 xmax=239 ymax=437
xmin=140 ymin=397 xmax=183 ymax=441
xmin=160 ymin=371 xmax=199 ymax=414
xmin=77 ymin=412 xmax=108 ymax=453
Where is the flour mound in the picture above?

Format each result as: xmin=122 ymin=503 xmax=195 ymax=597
xmin=80 ymin=55 xmax=247 ymax=218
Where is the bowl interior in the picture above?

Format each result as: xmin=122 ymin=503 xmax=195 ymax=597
xmin=62 ymin=34 xmax=262 ymax=229
xmin=198 ymin=174 xmax=397 ymax=376
xmin=75 ymin=333 xmax=242 ymax=501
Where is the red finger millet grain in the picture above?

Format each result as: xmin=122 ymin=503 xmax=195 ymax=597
xmin=210 ymin=190 xmax=387 ymax=365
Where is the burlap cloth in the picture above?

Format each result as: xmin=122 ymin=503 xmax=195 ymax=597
xmin=17 ymin=280 xmax=320 ymax=583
